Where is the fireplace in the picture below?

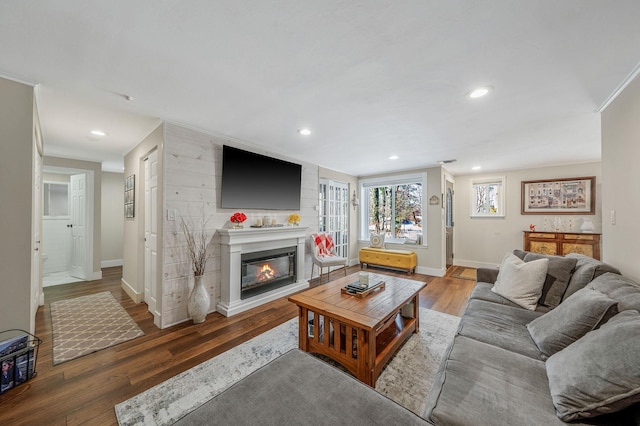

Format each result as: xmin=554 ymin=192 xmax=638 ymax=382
xmin=218 ymin=226 xmax=309 ymax=317
xmin=241 ymin=246 xmax=296 ymax=300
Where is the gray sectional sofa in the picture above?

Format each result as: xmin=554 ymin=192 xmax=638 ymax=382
xmin=424 ymin=251 xmax=640 ymax=425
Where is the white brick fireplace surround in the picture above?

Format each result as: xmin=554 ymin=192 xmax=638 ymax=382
xmin=217 ymin=226 xmax=309 ymax=317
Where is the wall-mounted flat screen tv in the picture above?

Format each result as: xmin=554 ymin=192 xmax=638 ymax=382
xmin=220 ymin=145 xmax=302 ymax=210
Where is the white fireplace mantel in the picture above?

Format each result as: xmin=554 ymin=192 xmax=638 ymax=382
xmin=217 ymin=226 xmax=309 ymax=317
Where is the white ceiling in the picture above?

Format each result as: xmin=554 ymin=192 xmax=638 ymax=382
xmin=1 ymin=1 xmax=640 ymax=175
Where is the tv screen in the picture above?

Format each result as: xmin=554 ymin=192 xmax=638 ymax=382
xmin=220 ymin=145 xmax=302 ymax=210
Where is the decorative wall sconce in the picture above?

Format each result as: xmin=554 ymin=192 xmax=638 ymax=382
xmin=351 ymin=190 xmax=359 ymax=209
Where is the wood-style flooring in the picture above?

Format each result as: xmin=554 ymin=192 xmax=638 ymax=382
xmin=0 ymin=265 xmax=475 ymax=425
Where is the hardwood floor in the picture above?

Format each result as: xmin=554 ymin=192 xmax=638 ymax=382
xmin=0 ymin=265 xmax=475 ymax=425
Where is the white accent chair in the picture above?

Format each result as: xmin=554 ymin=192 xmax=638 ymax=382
xmin=309 ymin=233 xmax=348 ymax=283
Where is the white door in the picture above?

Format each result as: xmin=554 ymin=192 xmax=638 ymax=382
xmin=70 ymin=173 xmax=87 ymax=279
xmin=144 ymin=151 xmax=159 ymax=314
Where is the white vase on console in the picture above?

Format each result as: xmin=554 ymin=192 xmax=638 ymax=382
xmin=580 ymin=218 xmax=595 ymax=233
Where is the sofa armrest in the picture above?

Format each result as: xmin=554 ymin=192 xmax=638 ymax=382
xmin=476 ymin=267 xmax=499 ymax=284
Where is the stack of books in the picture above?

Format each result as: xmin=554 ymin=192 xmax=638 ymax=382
xmin=344 ymin=280 xmax=384 ymax=295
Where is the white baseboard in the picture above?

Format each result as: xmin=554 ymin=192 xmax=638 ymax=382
xmin=89 ymin=270 xmax=103 ymax=280
xmin=453 ymin=259 xmax=501 ymax=269
xmin=121 ymin=277 xmax=143 ymax=303
xmin=101 ymin=259 xmax=123 ymax=268
xmin=416 ymin=265 xmax=446 ymax=277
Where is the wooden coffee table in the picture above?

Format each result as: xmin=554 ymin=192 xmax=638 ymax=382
xmin=288 ymin=272 xmax=427 ymax=387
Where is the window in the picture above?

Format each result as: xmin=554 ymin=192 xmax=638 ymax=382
xmin=43 ymin=182 xmax=70 ymax=217
xmin=470 ymin=176 xmax=505 ymax=217
xmin=319 ymin=179 xmax=349 ymax=258
xmin=359 ymin=174 xmax=425 ymax=243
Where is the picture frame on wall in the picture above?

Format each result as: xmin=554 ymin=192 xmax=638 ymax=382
xmin=124 ymin=175 xmax=135 ymax=218
xmin=521 ymin=176 xmax=595 ymax=215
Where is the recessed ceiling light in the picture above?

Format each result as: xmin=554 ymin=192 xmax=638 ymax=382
xmin=472 ymin=166 xmax=482 ymax=170
xmin=90 ymin=130 xmax=106 ymax=136
xmin=467 ymin=86 xmax=493 ymax=99
xmin=389 ymin=155 xmax=399 ymax=160
xmin=298 ymin=128 xmax=311 ymax=136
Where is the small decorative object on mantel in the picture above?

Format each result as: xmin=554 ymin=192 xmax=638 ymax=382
xmin=230 ymin=212 xmax=247 ymax=229
xmin=287 ymin=213 xmax=301 ymax=226
xmin=180 ymin=217 xmax=211 ymax=324
xmin=529 ymin=224 xmax=536 ymax=232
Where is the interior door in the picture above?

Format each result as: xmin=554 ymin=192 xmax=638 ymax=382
xmin=144 ymin=150 xmax=158 ymax=314
xmin=445 ymin=180 xmax=454 ymax=269
xmin=70 ymin=173 xmax=87 ymax=279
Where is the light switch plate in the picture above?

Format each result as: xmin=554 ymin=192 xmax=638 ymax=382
xmin=167 ymin=209 xmax=176 ymax=221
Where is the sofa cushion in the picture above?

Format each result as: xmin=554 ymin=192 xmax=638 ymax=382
xmin=563 ymin=254 xmax=621 ymax=301
xmin=526 ymin=287 xmax=618 ymax=359
xmin=491 ymin=253 xmax=548 ymax=310
xmin=586 ymin=273 xmax=640 ymax=312
xmin=546 ymin=310 xmax=640 ymax=422
xmin=459 ymin=299 xmax=544 ymax=359
xmin=425 ymin=336 xmax=575 ymax=426
xmin=523 ymin=252 xmax=578 ymax=309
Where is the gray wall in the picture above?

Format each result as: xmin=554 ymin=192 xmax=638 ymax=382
xmin=602 ymin=75 xmax=640 ymax=282
xmin=0 ymin=77 xmax=34 ymax=332
xmin=101 ymin=171 xmax=124 ymax=267
xmin=453 ymin=162 xmax=602 ymax=268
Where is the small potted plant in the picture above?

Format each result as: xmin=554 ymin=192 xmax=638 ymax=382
xmin=230 ymin=212 xmax=247 ymax=229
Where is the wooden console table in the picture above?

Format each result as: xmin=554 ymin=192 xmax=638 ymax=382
xmin=523 ymin=231 xmax=601 ymax=260
xmin=288 ymin=272 xmax=426 ymax=387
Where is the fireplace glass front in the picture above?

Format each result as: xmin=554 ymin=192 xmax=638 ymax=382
xmin=241 ymin=246 xmax=297 ymax=300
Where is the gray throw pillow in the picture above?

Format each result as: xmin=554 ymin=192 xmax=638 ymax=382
xmin=523 ymin=253 xmax=578 ymax=309
xmin=546 ymin=310 xmax=640 ymax=422
xmin=492 ymin=253 xmax=548 ymax=310
xmin=526 ymin=288 xmax=618 ymax=359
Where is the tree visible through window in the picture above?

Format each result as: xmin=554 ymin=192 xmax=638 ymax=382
xmin=470 ymin=177 xmax=505 ymax=217
xmin=367 ymin=183 xmax=422 ymax=240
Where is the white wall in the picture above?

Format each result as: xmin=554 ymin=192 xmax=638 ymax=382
xmin=453 ymin=162 xmax=602 ymax=268
xmin=601 ymin=74 xmax=640 ymax=282
xmin=156 ymin=123 xmax=319 ymax=328
xmin=101 ymin=172 xmax=124 ymax=267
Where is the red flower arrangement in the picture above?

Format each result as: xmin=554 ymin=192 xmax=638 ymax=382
xmin=230 ymin=212 xmax=247 ymax=224
xmin=529 ymin=224 xmax=536 ymax=231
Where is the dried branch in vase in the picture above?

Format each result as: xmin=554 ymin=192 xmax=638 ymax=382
xmin=180 ymin=217 xmax=209 ymax=277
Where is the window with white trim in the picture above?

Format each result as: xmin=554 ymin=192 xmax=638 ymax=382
xmin=359 ymin=173 xmax=425 ymax=243
xmin=470 ymin=176 xmax=505 ymax=217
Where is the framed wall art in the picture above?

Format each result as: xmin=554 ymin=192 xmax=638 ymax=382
xmin=521 ymin=176 xmax=595 ymax=215
xmin=124 ymin=174 xmax=135 ymax=218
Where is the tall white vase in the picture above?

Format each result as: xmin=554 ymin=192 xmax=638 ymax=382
xmin=189 ymin=275 xmax=210 ymax=324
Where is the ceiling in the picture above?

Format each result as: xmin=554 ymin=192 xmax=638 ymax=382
xmin=1 ymin=1 xmax=640 ymax=175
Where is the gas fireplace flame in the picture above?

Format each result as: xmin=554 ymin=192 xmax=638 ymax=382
xmin=257 ymin=264 xmax=276 ymax=282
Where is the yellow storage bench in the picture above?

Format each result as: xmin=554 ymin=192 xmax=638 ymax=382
xmin=359 ymin=247 xmax=417 ymax=274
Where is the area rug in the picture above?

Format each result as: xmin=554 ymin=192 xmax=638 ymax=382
xmin=115 ymin=309 xmax=460 ymax=425
xmin=449 ymin=265 xmax=477 ymax=281
xmin=50 ymin=291 xmax=145 ymax=365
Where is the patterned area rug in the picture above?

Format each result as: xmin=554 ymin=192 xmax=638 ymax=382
xmin=115 ymin=308 xmax=460 ymax=425
xmin=50 ymin=291 xmax=144 ymax=365
xmin=449 ymin=266 xmax=477 ymax=281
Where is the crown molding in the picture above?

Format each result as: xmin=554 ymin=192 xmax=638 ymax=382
xmin=595 ymin=60 xmax=640 ymax=113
